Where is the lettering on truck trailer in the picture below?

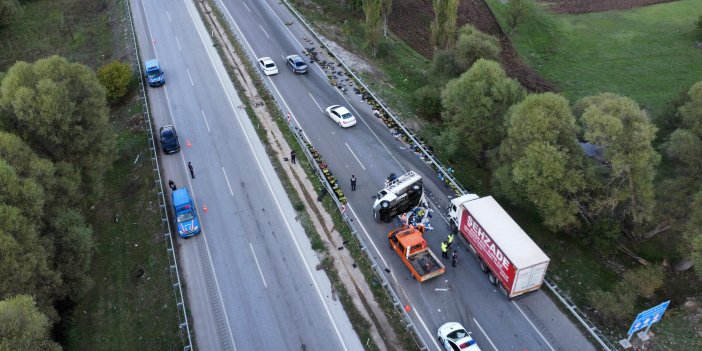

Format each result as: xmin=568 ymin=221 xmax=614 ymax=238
xmin=461 ymin=210 xmax=516 ymax=288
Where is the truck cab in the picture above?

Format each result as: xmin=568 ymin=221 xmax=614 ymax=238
xmin=448 ymin=194 xmax=480 ymax=231
xmin=373 ymin=171 xmax=423 ymax=222
xmin=172 ymin=188 xmax=200 ymax=238
xmin=144 ymin=59 xmax=165 ymax=87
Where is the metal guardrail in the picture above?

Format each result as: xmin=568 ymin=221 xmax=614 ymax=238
xmin=123 ymin=1 xmax=193 ymax=350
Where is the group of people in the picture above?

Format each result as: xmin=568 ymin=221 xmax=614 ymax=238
xmin=167 ymin=162 xmax=196 ymax=191
xmin=441 ymin=233 xmax=458 ymax=267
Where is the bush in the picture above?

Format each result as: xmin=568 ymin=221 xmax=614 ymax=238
xmin=97 ymin=61 xmax=133 ymax=104
xmin=411 ymin=85 xmax=443 ymax=122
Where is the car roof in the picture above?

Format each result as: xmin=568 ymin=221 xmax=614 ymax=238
xmin=259 ymin=57 xmax=273 ymax=62
xmin=145 ymin=59 xmax=159 ymax=68
xmin=332 ymin=106 xmax=351 ymax=114
xmin=287 ymin=55 xmax=303 ymax=62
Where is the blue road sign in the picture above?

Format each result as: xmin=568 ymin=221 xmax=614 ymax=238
xmin=627 ymin=300 xmax=670 ymax=335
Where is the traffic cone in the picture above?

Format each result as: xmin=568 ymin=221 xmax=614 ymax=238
xmin=203 ymin=204 xmax=208 ymax=213
xmin=404 ymin=305 xmax=411 ymax=312
xmin=186 ymin=139 xmax=192 ymax=148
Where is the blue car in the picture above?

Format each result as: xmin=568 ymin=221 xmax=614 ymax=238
xmin=172 ymin=188 xmax=201 ymax=238
xmin=144 ymin=59 xmax=165 ymax=87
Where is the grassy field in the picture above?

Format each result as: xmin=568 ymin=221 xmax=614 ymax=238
xmin=0 ymin=0 xmax=181 ymax=349
xmin=486 ymin=0 xmax=702 ymax=116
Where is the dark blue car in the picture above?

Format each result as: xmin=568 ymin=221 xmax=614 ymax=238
xmin=159 ymin=125 xmax=180 ymax=154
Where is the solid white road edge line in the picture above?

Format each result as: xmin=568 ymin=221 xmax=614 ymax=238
xmin=221 ymin=167 xmax=234 ymax=196
xmin=139 ymin=1 xmax=238 ymax=350
xmin=345 ymin=142 xmax=366 ymax=170
xmin=249 ymin=242 xmax=268 ymax=288
xmin=512 ymin=300 xmax=556 ymax=351
xmin=184 ymin=1 xmax=352 ymax=350
xmin=473 ymin=317 xmax=500 ymax=351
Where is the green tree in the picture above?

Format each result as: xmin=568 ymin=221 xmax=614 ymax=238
xmin=666 ymin=82 xmax=702 ymax=175
xmin=686 ymin=189 xmax=702 ymax=278
xmin=363 ymin=0 xmax=383 ymax=57
xmin=380 ymin=0 xmax=392 ymax=37
xmin=0 ymin=55 xmax=115 ymax=200
xmin=0 ymin=0 xmax=22 ymax=27
xmin=430 ymin=49 xmax=462 ymax=79
xmin=577 ymin=93 xmax=660 ymax=234
xmin=587 ymin=286 xmax=636 ymax=323
xmin=440 ymin=59 xmax=524 ymax=165
xmin=411 ymin=85 xmax=443 ymax=122
xmin=506 ymin=0 xmax=533 ymax=33
xmin=49 ymin=210 xmax=94 ymax=299
xmin=454 ymin=24 xmax=501 ymax=72
xmin=430 ymin=0 xmax=459 ymax=50
xmin=0 ymin=295 xmax=60 ymax=351
xmin=494 ymin=93 xmax=585 ymax=231
xmin=97 ymin=61 xmax=133 ymax=104
xmin=622 ymin=265 xmax=664 ymax=299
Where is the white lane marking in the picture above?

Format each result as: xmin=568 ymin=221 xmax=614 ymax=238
xmin=512 ymin=301 xmax=556 ymax=351
xmin=140 ymin=1 xmax=237 ymax=350
xmin=346 ymin=205 xmax=390 ymax=269
xmin=249 ymin=242 xmax=268 ymax=288
xmin=221 ymin=167 xmax=234 ymax=196
xmin=201 ymin=109 xmax=211 ymax=133
xmin=186 ymin=2 xmax=350 ymax=350
xmin=175 ymin=36 xmax=182 ymax=51
xmin=473 ymin=317 xmax=500 ymax=351
xmin=258 ymin=24 xmax=270 ymax=39
xmin=242 ymin=1 xmax=250 ymax=12
xmin=412 ymin=307 xmax=443 ymax=351
xmin=434 ymin=288 xmax=448 ymax=291
xmin=345 ymin=142 xmax=365 ymax=170
xmin=167 ymin=11 xmax=172 ymax=23
xmin=187 ymin=68 xmax=194 ymax=86
xmin=308 ymin=93 xmax=323 ymax=112
xmin=258 ymin=0 xmax=305 ymax=50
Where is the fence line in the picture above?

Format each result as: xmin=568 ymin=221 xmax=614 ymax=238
xmin=123 ymin=1 xmax=193 ymax=349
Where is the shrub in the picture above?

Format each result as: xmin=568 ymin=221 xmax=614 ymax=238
xmin=97 ymin=61 xmax=133 ymax=104
xmin=411 ymin=85 xmax=443 ymax=122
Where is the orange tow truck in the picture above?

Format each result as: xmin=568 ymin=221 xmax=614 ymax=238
xmin=388 ymin=225 xmax=445 ymax=282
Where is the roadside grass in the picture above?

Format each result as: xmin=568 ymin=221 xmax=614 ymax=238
xmin=0 ymin=0 xmax=182 ymax=349
xmin=0 ymin=0 xmax=114 ymax=70
xmin=485 ymin=0 xmax=702 ymax=116
xmin=63 ymin=98 xmax=181 ymax=350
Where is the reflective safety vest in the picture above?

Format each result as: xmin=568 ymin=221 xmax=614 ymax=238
xmin=447 ymin=233 xmax=454 ymax=244
xmin=441 ymin=242 xmax=448 ymax=253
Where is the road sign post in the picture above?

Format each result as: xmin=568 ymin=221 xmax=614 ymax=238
xmin=619 ymin=300 xmax=670 ymax=348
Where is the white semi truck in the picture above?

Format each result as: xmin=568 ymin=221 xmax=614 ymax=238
xmin=448 ymin=194 xmax=550 ymax=298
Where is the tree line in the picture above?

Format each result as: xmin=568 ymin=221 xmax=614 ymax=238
xmin=355 ymin=0 xmax=702 ymax=322
xmin=0 ymin=55 xmax=118 ymax=350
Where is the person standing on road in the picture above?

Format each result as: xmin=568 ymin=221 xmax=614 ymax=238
xmin=447 ymin=233 xmax=454 ymax=248
xmin=188 ymin=162 xmax=195 ymax=179
xmin=290 ymin=150 xmax=296 ymax=164
xmin=441 ymin=241 xmax=448 ymax=259
xmin=350 ymin=175 xmax=357 ymax=191
xmin=452 ymin=250 xmax=458 ymax=267
xmin=168 ymin=180 xmax=176 ymax=191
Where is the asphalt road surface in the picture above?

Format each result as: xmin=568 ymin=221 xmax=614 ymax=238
xmin=213 ymin=0 xmax=599 ymax=350
xmin=130 ymin=0 xmax=364 ymax=350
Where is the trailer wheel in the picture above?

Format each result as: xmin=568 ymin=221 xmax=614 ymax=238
xmin=479 ymin=259 xmax=488 ymax=273
xmin=488 ymin=271 xmax=498 ymax=286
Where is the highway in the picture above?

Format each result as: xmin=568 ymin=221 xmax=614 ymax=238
xmin=213 ymin=0 xmax=599 ymax=350
xmin=130 ymin=0 xmax=364 ymax=350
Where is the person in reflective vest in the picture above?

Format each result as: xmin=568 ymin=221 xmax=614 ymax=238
xmin=447 ymin=233 xmax=454 ymax=248
xmin=441 ymin=241 xmax=448 ymax=259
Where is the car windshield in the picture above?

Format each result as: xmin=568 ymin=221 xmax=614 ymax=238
xmin=447 ymin=329 xmax=468 ymax=340
xmin=341 ymin=112 xmax=353 ymax=119
xmin=147 ymin=68 xmax=161 ymax=78
xmin=295 ymin=60 xmax=305 ymax=67
xmin=265 ymin=63 xmax=275 ymax=68
xmin=161 ymin=130 xmax=175 ymax=140
xmin=177 ymin=212 xmax=194 ymax=222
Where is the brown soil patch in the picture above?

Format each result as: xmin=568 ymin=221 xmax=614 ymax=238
xmin=389 ymin=0 xmax=554 ymax=93
xmin=539 ymin=0 xmax=679 ymax=14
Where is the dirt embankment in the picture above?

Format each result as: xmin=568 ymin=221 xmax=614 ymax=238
xmin=540 ymin=0 xmax=679 ymax=14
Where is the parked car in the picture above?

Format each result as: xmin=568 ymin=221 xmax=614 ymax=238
xmin=144 ymin=59 xmax=165 ymax=87
xmin=258 ymin=57 xmax=278 ymax=76
xmin=285 ymin=54 xmax=308 ymax=74
xmin=159 ymin=125 xmax=180 ymax=154
xmin=325 ymin=105 xmax=357 ymax=128
xmin=437 ymin=322 xmax=481 ymax=351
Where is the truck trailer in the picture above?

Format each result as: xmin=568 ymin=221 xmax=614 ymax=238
xmin=448 ymin=194 xmax=549 ymax=298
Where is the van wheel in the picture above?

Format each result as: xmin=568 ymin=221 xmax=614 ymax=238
xmin=479 ymin=259 xmax=488 ymax=273
xmin=411 ymin=184 xmax=421 ymax=192
xmin=488 ymin=272 xmax=497 ymax=286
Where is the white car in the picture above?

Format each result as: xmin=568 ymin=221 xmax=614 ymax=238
xmin=325 ymin=105 xmax=357 ymax=128
xmin=258 ymin=57 xmax=278 ymax=75
xmin=437 ymin=322 xmax=481 ymax=351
